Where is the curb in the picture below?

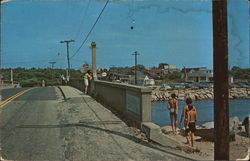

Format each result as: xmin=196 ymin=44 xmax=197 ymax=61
xmin=57 ymin=86 xmax=67 ymax=101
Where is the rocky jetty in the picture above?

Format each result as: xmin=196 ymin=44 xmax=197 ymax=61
xmin=195 ymin=116 xmax=247 ymax=141
xmin=151 ymin=87 xmax=250 ymax=102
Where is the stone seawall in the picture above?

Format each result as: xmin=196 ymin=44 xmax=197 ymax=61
xmin=151 ymin=88 xmax=250 ymax=102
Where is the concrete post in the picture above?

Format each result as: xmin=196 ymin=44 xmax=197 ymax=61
xmin=141 ymin=90 xmax=152 ymax=122
xmin=91 ymin=42 xmax=97 ymax=80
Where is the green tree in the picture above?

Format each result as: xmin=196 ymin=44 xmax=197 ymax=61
xmin=131 ymin=64 xmax=146 ymax=72
xmin=230 ymin=66 xmax=250 ymax=81
xmin=1 ymin=68 xmax=83 ymax=87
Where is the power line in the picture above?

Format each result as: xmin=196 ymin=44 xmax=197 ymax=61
xmin=2 ymin=58 xmax=65 ymax=66
xmin=63 ymin=1 xmax=72 ymax=37
xmin=73 ymin=0 xmax=92 ymax=40
xmin=70 ymin=0 xmax=110 ymax=59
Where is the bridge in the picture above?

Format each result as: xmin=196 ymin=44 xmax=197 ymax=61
xmin=0 ymin=84 xmax=205 ymax=161
xmin=0 ymin=80 xmax=20 ymax=89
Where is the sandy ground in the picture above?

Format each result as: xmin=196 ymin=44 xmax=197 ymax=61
xmin=230 ymin=133 xmax=250 ymax=160
xmin=161 ymin=126 xmax=214 ymax=160
xmin=161 ymin=126 xmax=250 ymax=160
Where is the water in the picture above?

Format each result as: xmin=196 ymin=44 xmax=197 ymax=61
xmin=152 ymin=99 xmax=250 ymax=127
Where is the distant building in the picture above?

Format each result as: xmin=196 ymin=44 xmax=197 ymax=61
xmin=147 ymin=68 xmax=163 ymax=77
xmin=127 ymin=71 xmax=143 ymax=85
xmin=80 ymin=63 xmax=91 ymax=73
xmin=151 ymin=64 xmax=179 ymax=76
xmin=181 ymin=67 xmax=213 ymax=83
xmin=125 ymin=71 xmax=153 ymax=86
xmin=143 ymin=75 xmax=155 ymax=86
xmin=109 ymin=67 xmax=130 ymax=73
xmin=107 ymin=70 xmax=155 ymax=86
xmin=163 ymin=65 xmax=178 ymax=74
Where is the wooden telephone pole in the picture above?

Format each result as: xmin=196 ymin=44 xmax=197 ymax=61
xmin=213 ymin=0 xmax=229 ymax=160
xmin=60 ymin=40 xmax=74 ymax=80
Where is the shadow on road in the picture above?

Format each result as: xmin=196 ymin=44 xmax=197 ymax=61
xmin=16 ymin=122 xmax=195 ymax=161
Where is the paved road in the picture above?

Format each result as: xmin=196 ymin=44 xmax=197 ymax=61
xmin=1 ymin=88 xmax=32 ymax=101
xmin=0 ymin=87 xmax=197 ymax=161
xmin=0 ymin=87 xmax=64 ymax=160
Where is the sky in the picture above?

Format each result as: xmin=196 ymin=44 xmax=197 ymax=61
xmin=1 ymin=0 xmax=249 ymax=70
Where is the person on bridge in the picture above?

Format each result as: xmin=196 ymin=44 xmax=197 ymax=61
xmin=167 ymin=93 xmax=179 ymax=134
xmin=179 ymin=97 xmax=197 ymax=145
xmin=83 ymin=70 xmax=92 ymax=94
xmin=41 ymin=80 xmax=46 ymax=87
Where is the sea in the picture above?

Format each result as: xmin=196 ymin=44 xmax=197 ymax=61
xmin=151 ymin=99 xmax=250 ymax=126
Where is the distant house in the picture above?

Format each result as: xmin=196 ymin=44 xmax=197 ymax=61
xmin=181 ymin=67 xmax=213 ymax=83
xmin=125 ymin=71 xmax=150 ymax=86
xmin=163 ymin=65 xmax=179 ymax=74
xmin=147 ymin=68 xmax=163 ymax=77
xmin=143 ymin=75 xmax=155 ymax=86
xmin=108 ymin=70 xmax=154 ymax=86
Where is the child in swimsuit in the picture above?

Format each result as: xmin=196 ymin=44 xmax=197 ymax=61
xmin=179 ymin=97 xmax=196 ymax=144
xmin=168 ymin=93 xmax=178 ymax=134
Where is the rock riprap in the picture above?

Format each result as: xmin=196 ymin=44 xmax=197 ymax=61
xmin=151 ymin=87 xmax=250 ymax=102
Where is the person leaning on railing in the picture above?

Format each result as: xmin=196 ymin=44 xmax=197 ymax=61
xmin=83 ymin=70 xmax=92 ymax=94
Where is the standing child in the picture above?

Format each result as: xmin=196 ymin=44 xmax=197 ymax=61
xmin=168 ymin=93 xmax=179 ymax=134
xmin=179 ymin=97 xmax=196 ymax=144
xmin=186 ymin=104 xmax=198 ymax=147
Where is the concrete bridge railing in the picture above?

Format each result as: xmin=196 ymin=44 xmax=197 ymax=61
xmin=0 ymin=81 xmax=20 ymax=89
xmin=69 ymin=79 xmax=152 ymax=127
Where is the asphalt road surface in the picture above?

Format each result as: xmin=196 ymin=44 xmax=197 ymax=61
xmin=0 ymin=87 xmax=197 ymax=161
xmin=0 ymin=87 xmax=64 ymax=160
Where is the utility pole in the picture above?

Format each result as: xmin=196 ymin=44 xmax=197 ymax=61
xmin=109 ymin=65 xmax=115 ymax=81
xmin=60 ymin=40 xmax=75 ymax=81
xmin=132 ymin=51 xmax=140 ymax=85
xmin=48 ymin=61 xmax=56 ymax=80
xmin=48 ymin=61 xmax=56 ymax=69
xmin=213 ymin=0 xmax=229 ymax=160
xmin=183 ymin=66 xmax=187 ymax=83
